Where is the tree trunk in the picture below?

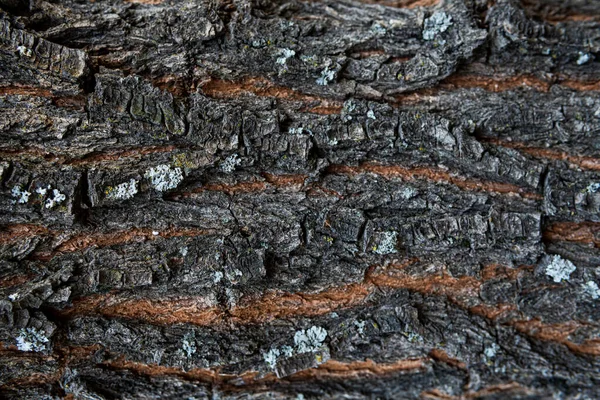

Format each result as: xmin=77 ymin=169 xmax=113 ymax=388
xmin=1 ymin=0 xmax=599 ymax=398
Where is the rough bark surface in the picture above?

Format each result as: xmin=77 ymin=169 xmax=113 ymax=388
xmin=0 ymin=0 xmax=599 ymax=398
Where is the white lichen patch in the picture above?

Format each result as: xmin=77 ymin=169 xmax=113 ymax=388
xmin=422 ymin=11 xmax=453 ymax=41
xmin=226 ymin=268 xmax=243 ymax=284
xmin=341 ymin=99 xmax=357 ymax=122
xmin=144 ymin=165 xmax=184 ymax=191
xmin=181 ymin=331 xmax=197 ymax=357
xmin=60 ymin=368 xmax=85 ymax=397
xmin=288 ymin=127 xmax=304 ymax=135
xmin=583 ymin=281 xmax=600 ymax=300
xmin=36 ymin=185 xmax=49 ymax=196
xmin=213 ymin=271 xmax=224 ymax=283
xmin=45 ymin=189 xmax=66 ymax=209
xmin=16 ymin=327 xmax=49 ymax=352
xmin=586 ymin=183 xmax=600 ymax=193
xmin=294 ymin=326 xmax=327 ymax=354
xmin=263 ymin=344 xmax=294 ymax=370
xmin=11 ymin=185 xmax=31 ymax=204
xmin=106 ymin=179 xmax=138 ymax=200
xmin=16 ymin=45 xmax=32 ymax=57
xmin=367 ymin=110 xmax=376 ymax=120
xmin=316 ymin=67 xmax=335 ymax=86
xmin=373 ymin=231 xmax=398 ymax=255
xmin=544 ymin=255 xmax=577 ymax=283
xmin=280 ymin=345 xmax=293 ymax=357
xmin=276 ymin=48 xmax=296 ymax=65
xmin=370 ymin=23 xmax=387 ymax=35
xmin=180 ymin=246 xmax=188 ymax=257
xmin=405 ymin=331 xmax=423 ymax=343
xmin=8 ymin=293 xmax=18 ymax=302
xmin=484 ymin=343 xmax=500 ymax=359
xmin=263 ymin=329 xmax=327 ymax=371
xmin=577 ymin=52 xmax=591 ymax=65
xmin=220 ymin=154 xmax=241 ymax=173
xmin=398 ymin=186 xmax=417 ymax=200
xmin=354 ymin=320 xmax=366 ymax=335
xmin=263 ymin=347 xmax=280 ymax=369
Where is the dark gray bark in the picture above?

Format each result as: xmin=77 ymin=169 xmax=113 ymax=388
xmin=0 ymin=0 xmax=599 ymax=398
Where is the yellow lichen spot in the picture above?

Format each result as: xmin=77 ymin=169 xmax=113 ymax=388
xmin=172 ymin=153 xmax=196 ymax=170
xmin=315 ymin=354 xmax=322 ymax=363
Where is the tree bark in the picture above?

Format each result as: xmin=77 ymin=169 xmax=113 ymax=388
xmin=0 ymin=0 xmax=599 ymax=398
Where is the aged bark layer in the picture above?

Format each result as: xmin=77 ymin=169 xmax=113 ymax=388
xmin=0 ymin=0 xmax=599 ymax=398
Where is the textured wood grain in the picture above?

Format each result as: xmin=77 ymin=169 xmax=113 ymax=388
xmin=1 ymin=0 xmax=599 ymax=398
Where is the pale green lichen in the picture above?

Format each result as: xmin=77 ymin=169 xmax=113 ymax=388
xmin=373 ymin=231 xmax=398 ymax=255
xmin=423 ymin=11 xmax=452 ymax=41
xmin=145 ymin=165 xmax=184 ymax=191
xmin=577 ymin=52 xmax=591 ymax=65
xmin=276 ymin=48 xmax=295 ymax=65
xmin=106 ymin=179 xmax=138 ymax=200
xmin=181 ymin=331 xmax=197 ymax=357
xmin=220 ymin=154 xmax=241 ymax=173
xmin=316 ymin=67 xmax=335 ymax=86
xmin=544 ymin=255 xmax=576 ymax=283
xmin=45 ymin=189 xmax=66 ymax=209
xmin=11 ymin=185 xmax=31 ymax=204
xmin=583 ymin=281 xmax=600 ymax=299
xmin=294 ymin=326 xmax=327 ymax=353
xmin=16 ymin=327 xmax=49 ymax=352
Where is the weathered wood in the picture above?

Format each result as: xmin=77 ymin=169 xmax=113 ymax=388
xmin=0 ymin=0 xmax=599 ymax=398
